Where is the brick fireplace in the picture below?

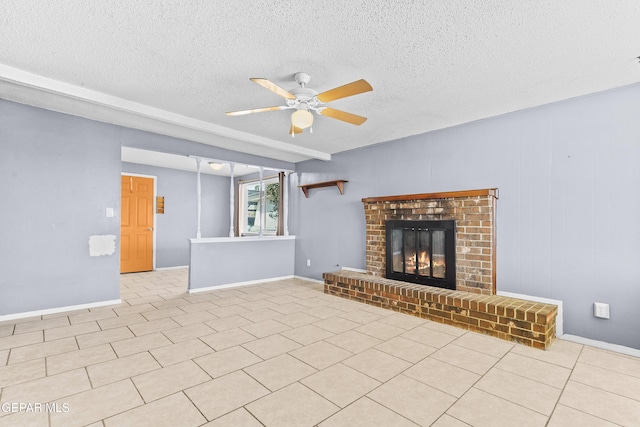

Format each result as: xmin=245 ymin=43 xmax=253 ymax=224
xmin=362 ymin=189 xmax=498 ymax=294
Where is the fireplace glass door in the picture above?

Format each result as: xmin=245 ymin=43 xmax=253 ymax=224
xmin=386 ymin=220 xmax=455 ymax=289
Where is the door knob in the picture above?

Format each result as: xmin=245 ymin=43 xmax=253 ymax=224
xmin=147 ymin=228 xmax=153 ymax=231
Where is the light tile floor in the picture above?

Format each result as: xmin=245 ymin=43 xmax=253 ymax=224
xmin=1 ymin=269 xmax=639 ymax=426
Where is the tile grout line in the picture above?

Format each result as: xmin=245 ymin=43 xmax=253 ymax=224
xmin=543 ymin=341 xmax=586 ymax=426
xmin=178 ymin=390 xmax=214 ymax=426
xmin=576 ymin=357 xmax=640 ymax=380
xmin=306 ymin=332 xmax=476 ymax=424
xmin=431 ymin=412 xmax=471 ymax=427
xmin=567 ymin=365 xmax=640 ymax=403
xmin=362 ymin=333 xmax=480 ymax=423
xmin=316 ymin=395 xmax=418 ymax=427
xmin=546 ymin=388 xmax=628 ymax=427
xmin=98 ymin=378 xmax=148 ymax=425
xmin=491 ymin=364 xmax=566 ymax=391
xmin=453 ymin=342 xmax=556 ymax=419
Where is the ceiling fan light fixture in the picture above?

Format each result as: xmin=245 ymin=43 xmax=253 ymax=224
xmin=227 ymin=73 xmax=372 ymax=135
xmin=291 ymin=109 xmax=313 ymax=129
xmin=208 ymin=162 xmax=225 ymax=170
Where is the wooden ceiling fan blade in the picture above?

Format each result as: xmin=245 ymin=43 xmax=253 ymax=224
xmin=316 ymin=79 xmax=373 ymax=103
xmin=225 ymin=106 xmax=287 ymax=116
xmin=319 ymin=107 xmax=367 ymax=125
xmin=250 ymin=78 xmax=296 ymax=99
xmin=289 ymin=124 xmax=303 ymax=134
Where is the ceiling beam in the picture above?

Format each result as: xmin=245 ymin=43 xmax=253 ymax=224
xmin=0 ymin=64 xmax=332 ymax=161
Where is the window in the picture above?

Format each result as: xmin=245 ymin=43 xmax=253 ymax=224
xmin=239 ymin=175 xmax=280 ymax=235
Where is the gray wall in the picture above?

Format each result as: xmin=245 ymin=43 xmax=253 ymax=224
xmin=189 ymin=238 xmax=296 ymax=290
xmin=122 ymin=163 xmax=230 ymax=268
xmin=0 ymin=99 xmax=294 ymax=317
xmin=292 ymin=83 xmax=640 ymax=349
xmin=0 ymin=100 xmax=121 ymax=314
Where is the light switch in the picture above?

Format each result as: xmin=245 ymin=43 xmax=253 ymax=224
xmin=105 ymin=207 xmax=114 ymax=218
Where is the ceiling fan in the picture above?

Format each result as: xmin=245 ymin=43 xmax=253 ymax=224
xmin=226 ymin=72 xmax=373 ymax=137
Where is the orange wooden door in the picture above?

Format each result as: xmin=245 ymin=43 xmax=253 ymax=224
xmin=121 ymin=175 xmax=154 ymax=273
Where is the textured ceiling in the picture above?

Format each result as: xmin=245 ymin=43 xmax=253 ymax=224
xmin=1 ymin=1 xmax=640 ymax=163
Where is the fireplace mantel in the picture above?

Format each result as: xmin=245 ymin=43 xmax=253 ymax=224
xmin=362 ymin=188 xmax=498 ymax=203
xmin=362 ymin=188 xmax=498 ymax=294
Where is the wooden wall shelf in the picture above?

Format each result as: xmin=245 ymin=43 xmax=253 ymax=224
xmin=298 ymin=180 xmax=348 ymax=198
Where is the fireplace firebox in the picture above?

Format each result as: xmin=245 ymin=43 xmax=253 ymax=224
xmin=385 ymin=220 xmax=456 ymax=289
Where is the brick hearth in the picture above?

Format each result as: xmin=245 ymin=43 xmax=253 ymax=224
xmin=324 ymin=270 xmax=557 ymax=349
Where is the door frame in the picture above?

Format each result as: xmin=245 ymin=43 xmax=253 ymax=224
xmin=121 ymin=172 xmax=157 ymax=271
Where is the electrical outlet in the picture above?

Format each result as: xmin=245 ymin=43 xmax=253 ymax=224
xmin=306 ymin=259 xmax=311 ymax=267
xmin=593 ymin=302 xmax=610 ymax=319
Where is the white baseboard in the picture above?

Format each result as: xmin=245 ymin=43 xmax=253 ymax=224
xmin=154 ymin=265 xmax=189 ymax=271
xmin=293 ymin=275 xmax=324 ymax=284
xmin=0 ymin=299 xmax=122 ymax=322
xmin=188 ymin=275 xmax=295 ymax=293
xmin=497 ymin=291 xmax=564 ymax=337
xmin=294 ymin=268 xmax=365 ymax=284
xmin=559 ymin=334 xmax=640 ymax=358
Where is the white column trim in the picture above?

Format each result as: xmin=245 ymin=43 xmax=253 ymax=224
xmin=258 ymin=166 xmax=264 ymax=237
xmin=229 ymin=162 xmax=235 ymax=237
xmin=195 ymin=157 xmax=202 ymax=239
